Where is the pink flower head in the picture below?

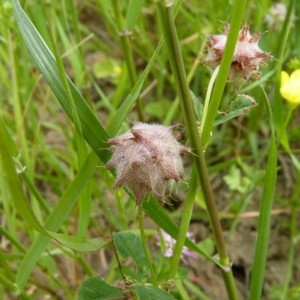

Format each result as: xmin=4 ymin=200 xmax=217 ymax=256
xmin=205 ymin=24 xmax=272 ymax=80
xmin=265 ymin=3 xmax=289 ymax=28
xmin=156 ymin=231 xmax=197 ymax=265
xmin=106 ymin=123 xmax=189 ymax=204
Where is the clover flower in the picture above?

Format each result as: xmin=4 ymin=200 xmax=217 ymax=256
xmin=106 ymin=123 xmax=189 ymax=204
xmin=156 ymin=231 xmax=197 ymax=265
xmin=265 ymin=3 xmax=288 ymax=28
xmin=204 ymin=24 xmax=272 ymax=80
xmin=280 ymin=70 xmax=300 ymax=107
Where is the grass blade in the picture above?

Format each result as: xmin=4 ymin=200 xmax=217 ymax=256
xmin=249 ymin=87 xmax=278 ymax=299
xmin=15 ymin=152 xmax=99 ymax=288
xmin=12 ymin=0 xmax=110 ymax=162
xmin=249 ymin=135 xmax=277 ymax=299
xmin=106 ymin=39 xmax=163 ymax=136
xmin=0 ymin=117 xmax=49 ymax=235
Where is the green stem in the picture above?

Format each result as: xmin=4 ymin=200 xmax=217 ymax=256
xmin=279 ymin=106 xmax=294 ymax=152
xmin=200 ymin=65 xmax=220 ymax=134
xmin=249 ymin=136 xmax=277 ymax=300
xmin=164 ymin=42 xmax=207 ymax=126
xmin=280 ymin=128 xmax=300 ymax=299
xmin=8 ymin=31 xmax=30 ymax=172
xmin=168 ymin=166 xmax=197 ymax=278
xmin=0 ymin=225 xmax=26 ymax=253
xmin=284 ymin=106 xmax=294 ymax=129
xmin=281 ymin=206 xmax=297 ymax=300
xmin=201 ymin=0 xmax=247 ymax=149
xmin=0 ymin=274 xmax=31 ymax=300
xmin=174 ymin=276 xmax=191 ymax=300
xmin=138 ymin=205 xmax=157 ymax=285
xmin=157 ymin=3 xmax=238 ymax=299
xmin=21 ymin=172 xmax=50 ymax=214
xmin=112 ymin=0 xmax=144 ymax=121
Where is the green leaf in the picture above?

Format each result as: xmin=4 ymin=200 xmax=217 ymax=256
xmin=197 ymin=238 xmax=215 ymax=256
xmin=113 ymin=231 xmax=147 ymax=274
xmin=50 ymin=233 xmax=111 ymax=252
xmin=145 ymin=100 xmax=173 ymax=119
xmin=125 ymin=0 xmax=145 ymax=29
xmin=214 ymin=94 xmax=257 ymax=126
xmin=93 ymin=57 xmax=121 ymax=82
xmin=191 ymin=90 xmax=203 ymax=121
xmin=193 ymin=92 xmax=257 ymax=128
xmin=131 ymin=285 xmax=175 ymax=300
xmin=223 ymin=164 xmax=250 ymax=194
xmin=77 ymin=276 xmax=123 ymax=300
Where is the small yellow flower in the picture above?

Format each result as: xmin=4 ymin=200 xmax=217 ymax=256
xmin=280 ymin=70 xmax=300 ymax=106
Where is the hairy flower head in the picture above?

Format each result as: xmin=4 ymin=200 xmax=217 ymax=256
xmin=265 ymin=3 xmax=292 ymax=28
xmin=106 ymin=123 xmax=189 ymax=204
xmin=280 ymin=70 xmax=300 ymax=107
xmin=204 ymin=24 xmax=272 ymax=80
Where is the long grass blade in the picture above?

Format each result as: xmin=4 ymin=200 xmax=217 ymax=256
xmin=15 ymin=152 xmax=99 ymax=288
xmin=11 ymin=0 xmax=110 ymax=162
xmin=249 ymin=87 xmax=278 ymax=299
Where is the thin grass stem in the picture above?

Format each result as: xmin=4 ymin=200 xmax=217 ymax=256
xmin=281 ymin=206 xmax=297 ymax=299
xmin=174 ymin=276 xmax=191 ymax=300
xmin=112 ymin=0 xmax=144 ymax=121
xmin=200 ymin=65 xmax=220 ymax=134
xmin=168 ymin=166 xmax=197 ymax=278
xmin=0 ymin=274 xmax=31 ymax=300
xmin=138 ymin=205 xmax=157 ymax=286
xmin=248 ymin=86 xmax=277 ymax=300
xmin=157 ymin=2 xmax=238 ymax=299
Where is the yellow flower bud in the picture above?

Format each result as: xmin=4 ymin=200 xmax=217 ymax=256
xmin=280 ymin=70 xmax=300 ymax=107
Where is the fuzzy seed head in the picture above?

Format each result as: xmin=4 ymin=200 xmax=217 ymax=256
xmin=205 ymin=24 xmax=272 ymax=80
xmin=106 ymin=123 xmax=189 ymax=204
